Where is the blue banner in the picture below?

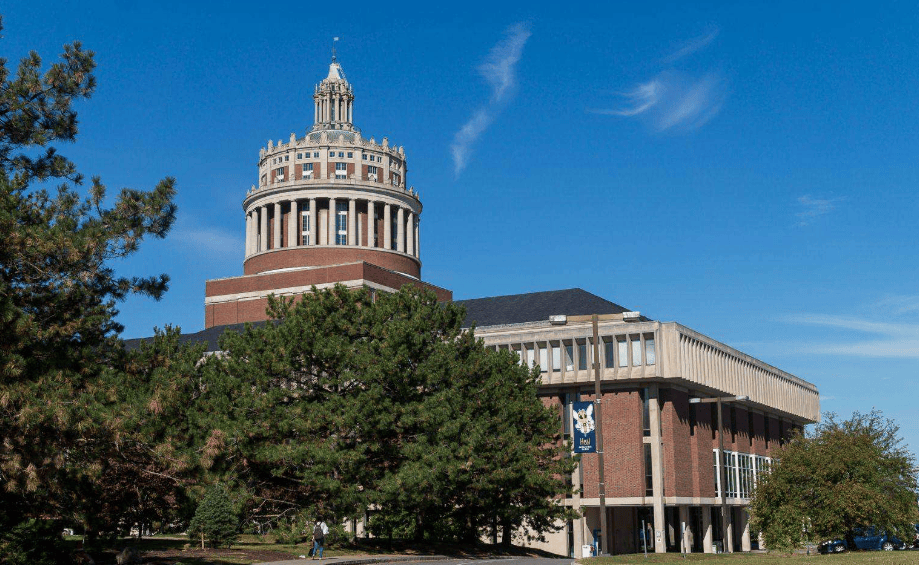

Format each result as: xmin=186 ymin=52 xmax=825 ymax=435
xmin=572 ymin=400 xmax=596 ymax=453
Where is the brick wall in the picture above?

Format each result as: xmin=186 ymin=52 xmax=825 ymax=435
xmin=580 ymin=388 xmax=644 ymax=498
xmin=242 ymin=246 xmax=420 ymax=278
xmin=660 ymin=388 xmax=693 ymax=498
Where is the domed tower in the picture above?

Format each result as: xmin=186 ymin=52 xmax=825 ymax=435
xmin=204 ymin=58 xmax=450 ymax=328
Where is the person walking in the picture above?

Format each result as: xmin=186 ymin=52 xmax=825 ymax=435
xmin=312 ymin=519 xmax=328 ymax=559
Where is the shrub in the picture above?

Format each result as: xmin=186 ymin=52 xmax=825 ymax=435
xmin=0 ymin=519 xmax=70 ymax=565
xmin=188 ymin=485 xmax=239 ymax=548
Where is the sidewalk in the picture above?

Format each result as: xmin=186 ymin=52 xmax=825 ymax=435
xmin=254 ymin=554 xmax=460 ymax=565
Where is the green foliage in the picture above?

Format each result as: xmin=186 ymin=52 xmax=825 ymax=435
xmin=748 ymin=410 xmax=919 ymax=551
xmin=0 ymin=519 xmax=70 ymax=565
xmin=188 ymin=485 xmax=239 ymax=548
xmin=0 ymin=13 xmax=177 ymax=534
xmin=189 ymin=285 xmax=575 ymax=543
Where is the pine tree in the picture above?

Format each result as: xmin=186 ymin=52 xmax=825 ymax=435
xmin=188 ymin=485 xmax=239 ymax=548
xmin=0 ymin=13 xmax=177 ymax=531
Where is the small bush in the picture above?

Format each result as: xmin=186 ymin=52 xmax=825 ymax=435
xmin=0 ymin=519 xmax=70 ymax=565
xmin=273 ymin=514 xmax=307 ymax=545
xmin=188 ymin=485 xmax=239 ymax=548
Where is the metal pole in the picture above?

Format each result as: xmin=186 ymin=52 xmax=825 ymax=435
xmin=718 ymin=398 xmax=731 ymax=553
xmin=592 ymin=315 xmax=608 ymax=556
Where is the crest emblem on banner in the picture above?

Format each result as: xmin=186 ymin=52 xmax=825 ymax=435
xmin=571 ymin=400 xmax=597 ymax=453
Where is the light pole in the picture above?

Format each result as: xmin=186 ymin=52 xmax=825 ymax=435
xmin=689 ymin=395 xmax=749 ymax=553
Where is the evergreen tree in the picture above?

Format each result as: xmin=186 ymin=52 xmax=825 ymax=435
xmin=188 ymin=484 xmax=239 ymax=548
xmin=0 ymin=13 xmax=177 ymax=531
xmin=748 ymin=410 xmax=919 ymax=551
xmin=192 ymin=284 xmax=575 ymax=543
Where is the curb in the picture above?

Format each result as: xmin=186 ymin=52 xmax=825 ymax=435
xmin=255 ymin=555 xmax=517 ymax=565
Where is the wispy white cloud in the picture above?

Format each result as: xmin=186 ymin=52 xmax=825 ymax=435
xmin=592 ymin=27 xmax=726 ymax=132
xmin=874 ymin=295 xmax=919 ymax=316
xmin=779 ymin=311 xmax=919 ymax=358
xmin=591 ymin=70 xmax=726 ymax=131
xmin=451 ymin=22 xmax=531 ymax=177
xmin=796 ymin=195 xmax=842 ymax=226
xmin=172 ymin=222 xmax=242 ymax=258
xmin=663 ymin=27 xmax=719 ymax=64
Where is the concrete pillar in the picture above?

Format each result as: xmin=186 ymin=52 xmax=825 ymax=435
xmin=702 ymin=506 xmax=713 ymax=554
xmin=397 ymin=207 xmax=405 ymax=253
xmin=679 ymin=505 xmax=691 ymax=553
xmin=648 ymin=384 xmax=665 ymax=553
xmin=366 ymin=200 xmax=374 ymax=247
xmin=406 ymin=211 xmax=414 ymax=256
xmin=740 ymin=509 xmax=751 ymax=552
xmin=288 ymin=199 xmax=298 ymax=247
xmin=309 ymin=198 xmax=316 ymax=246
xmin=329 ymin=198 xmax=337 ymax=245
xmin=244 ymin=212 xmax=252 ymax=256
xmin=384 ymin=203 xmax=391 ymax=250
xmin=259 ymin=206 xmax=267 ymax=252
xmin=272 ymin=202 xmax=281 ymax=249
xmin=414 ymin=216 xmax=420 ymax=258
xmin=348 ymin=198 xmax=356 ymax=245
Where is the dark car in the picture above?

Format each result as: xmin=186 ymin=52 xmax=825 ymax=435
xmin=819 ymin=527 xmax=908 ymax=552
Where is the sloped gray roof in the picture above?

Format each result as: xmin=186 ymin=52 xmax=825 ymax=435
xmin=123 ymin=288 xmax=644 ymax=352
xmin=455 ymin=288 xmax=639 ymax=328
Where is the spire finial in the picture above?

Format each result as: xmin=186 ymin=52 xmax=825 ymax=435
xmin=332 ymin=37 xmax=339 ymax=62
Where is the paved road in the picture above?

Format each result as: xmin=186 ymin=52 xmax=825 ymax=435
xmin=255 ymin=556 xmax=574 ymax=565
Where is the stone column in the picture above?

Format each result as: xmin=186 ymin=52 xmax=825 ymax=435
xmin=288 ymin=200 xmax=298 ymax=247
xmin=702 ymin=506 xmax=713 ymax=553
xmin=649 ymin=384 xmax=666 ymax=553
xmin=259 ymin=205 xmax=267 ymax=252
xmin=273 ymin=202 xmax=281 ymax=249
xmin=348 ymin=198 xmax=356 ymax=245
xmin=328 ymin=197 xmax=337 ymax=245
xmin=383 ymin=203 xmax=391 ymax=250
xmin=406 ymin=211 xmax=414 ymax=256
xmin=740 ymin=509 xmax=751 ymax=552
xmin=397 ymin=207 xmax=405 ymax=253
xmin=415 ymin=217 xmax=420 ymax=258
xmin=244 ymin=212 xmax=251 ymax=257
xmin=309 ymin=198 xmax=317 ymax=246
xmin=679 ymin=505 xmax=691 ymax=553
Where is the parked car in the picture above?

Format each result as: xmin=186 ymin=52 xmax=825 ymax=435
xmin=818 ymin=527 xmax=908 ymax=553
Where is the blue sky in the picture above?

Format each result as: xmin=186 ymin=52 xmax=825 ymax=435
xmin=6 ymin=2 xmax=918 ymax=455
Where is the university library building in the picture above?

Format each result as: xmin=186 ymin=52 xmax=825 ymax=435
xmin=138 ymin=58 xmax=820 ymax=557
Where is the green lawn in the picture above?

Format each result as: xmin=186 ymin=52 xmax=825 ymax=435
xmin=583 ymin=551 xmax=919 ymax=565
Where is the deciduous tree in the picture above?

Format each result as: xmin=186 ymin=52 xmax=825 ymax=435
xmin=748 ymin=410 xmax=919 ymax=551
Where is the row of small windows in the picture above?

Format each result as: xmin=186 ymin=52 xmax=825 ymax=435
xmin=270 ymin=152 xmax=392 ymax=166
xmin=267 ymin=163 xmax=386 ymax=182
xmin=295 ymin=205 xmax=417 ymax=251
xmin=714 ymin=450 xmax=770 ymax=499
xmin=496 ymin=334 xmax=656 ymax=373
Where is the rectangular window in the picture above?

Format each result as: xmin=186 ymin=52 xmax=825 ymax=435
xmin=302 ymin=163 xmax=313 ymax=179
xmin=552 ymin=344 xmax=561 ymax=371
xmin=713 ymin=450 xmax=721 ymax=497
xmin=631 ymin=335 xmax=642 ymax=366
xmin=335 ymin=162 xmax=347 ymax=179
xmin=617 ymin=337 xmax=628 ymax=367
xmin=297 ymin=152 xmax=302 ymax=159
xmin=511 ymin=345 xmax=522 ymax=364
xmin=578 ymin=341 xmax=588 ymax=371
xmin=274 ymin=166 xmax=285 ymax=180
xmin=644 ymin=443 xmax=654 ymax=496
xmin=730 ymin=407 xmax=737 ymax=443
xmin=645 ymin=334 xmax=656 ymax=365
xmin=338 ymin=151 xmax=344 ymax=158
xmin=526 ymin=347 xmax=535 ymax=369
xmin=284 ymin=155 xmax=289 ymax=161
xmin=300 ymin=208 xmax=311 ymax=245
xmin=564 ymin=343 xmax=574 ymax=371
xmin=368 ymin=165 xmax=378 ymax=174
xmin=539 ymin=346 xmax=548 ymax=373
xmin=362 ymin=154 xmax=367 ymax=160
xmin=604 ymin=339 xmax=614 ymax=368
xmin=329 ymin=151 xmax=335 ymax=157
xmin=335 ymin=200 xmax=347 ymax=244
xmin=347 ymin=152 xmax=353 ymax=158
xmin=641 ymin=387 xmax=651 ymax=437
xmin=313 ymin=152 xmax=319 ymax=158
